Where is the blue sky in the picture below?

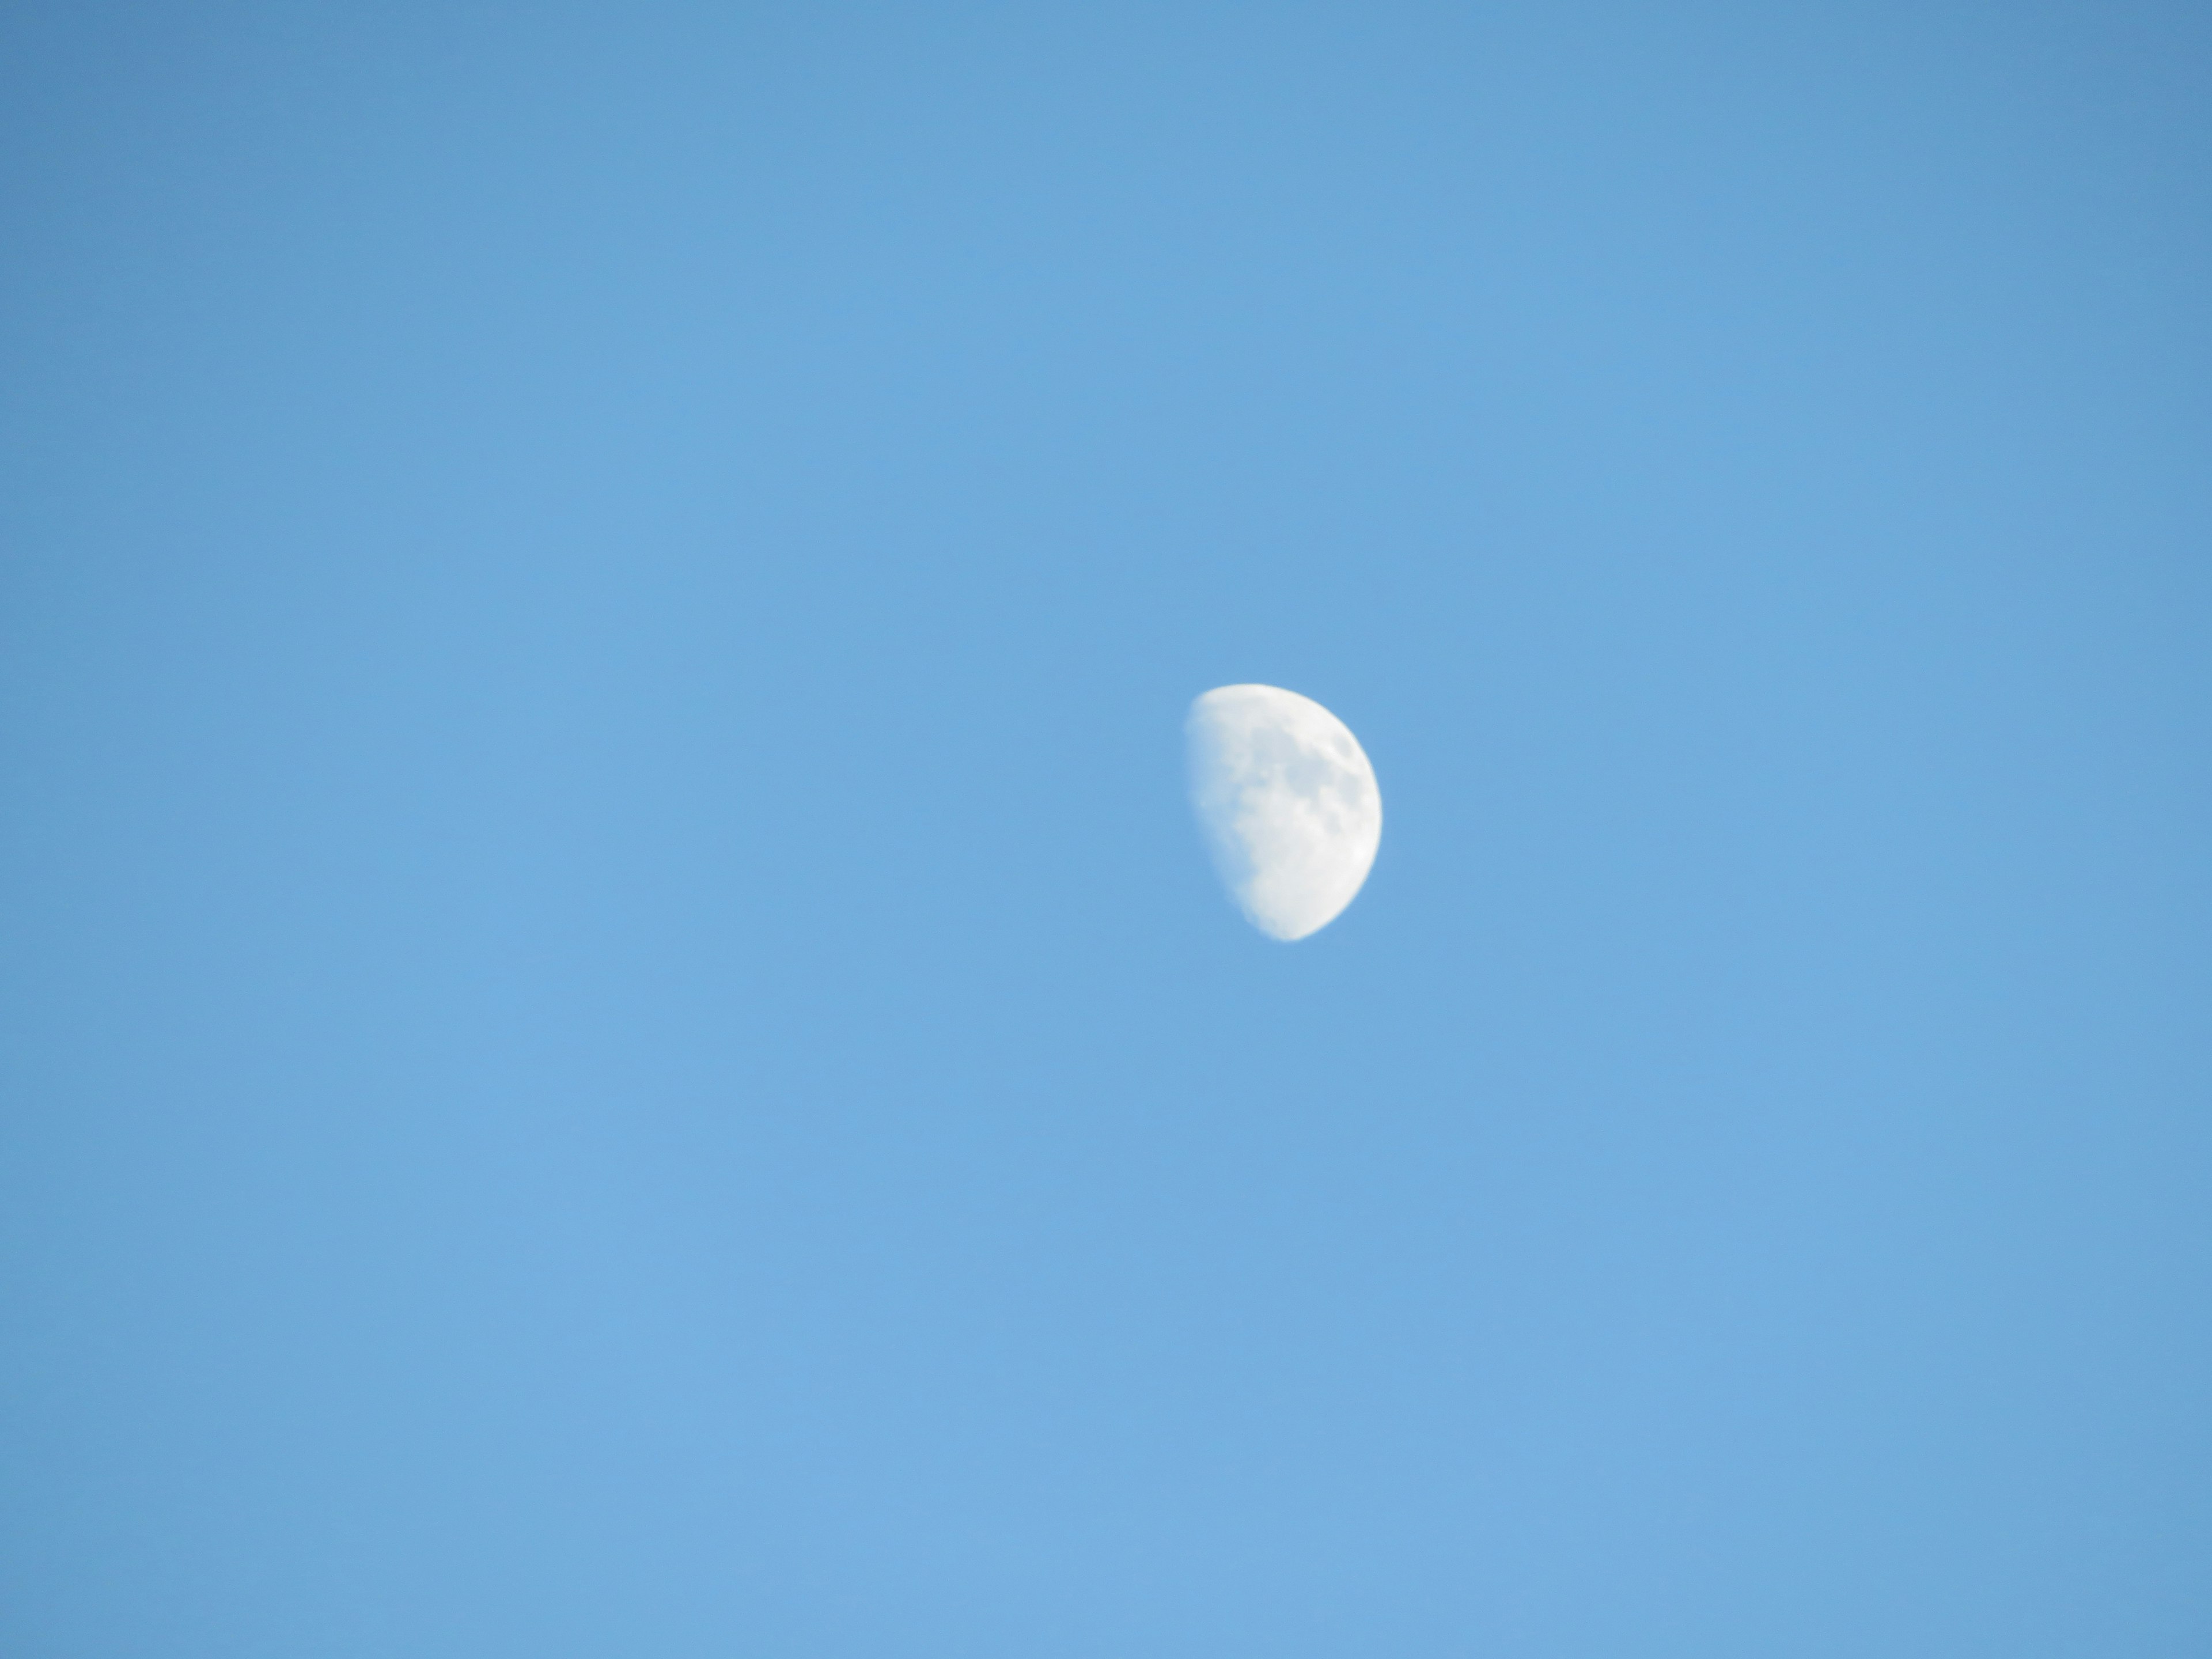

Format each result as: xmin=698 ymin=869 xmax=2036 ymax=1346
xmin=4 ymin=4 xmax=2209 ymax=1654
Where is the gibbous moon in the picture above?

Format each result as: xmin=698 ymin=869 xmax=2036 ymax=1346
xmin=1185 ymin=684 xmax=1382 ymax=941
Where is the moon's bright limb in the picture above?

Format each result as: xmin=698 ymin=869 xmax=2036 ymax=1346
xmin=1185 ymin=684 xmax=1381 ymax=941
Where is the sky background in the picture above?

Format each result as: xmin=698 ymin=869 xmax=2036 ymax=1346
xmin=4 ymin=3 xmax=2209 ymax=1654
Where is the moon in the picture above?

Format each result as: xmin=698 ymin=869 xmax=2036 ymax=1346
xmin=1185 ymin=684 xmax=1382 ymax=941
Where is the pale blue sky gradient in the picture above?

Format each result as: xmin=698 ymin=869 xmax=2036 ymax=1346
xmin=5 ymin=5 xmax=2210 ymax=1654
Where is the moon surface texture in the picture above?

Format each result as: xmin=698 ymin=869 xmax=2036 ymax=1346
xmin=1185 ymin=684 xmax=1382 ymax=941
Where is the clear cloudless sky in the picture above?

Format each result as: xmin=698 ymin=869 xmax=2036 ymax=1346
xmin=3 ymin=4 xmax=2209 ymax=1654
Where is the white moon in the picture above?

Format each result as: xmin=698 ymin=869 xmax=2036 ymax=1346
xmin=1185 ymin=684 xmax=1382 ymax=941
